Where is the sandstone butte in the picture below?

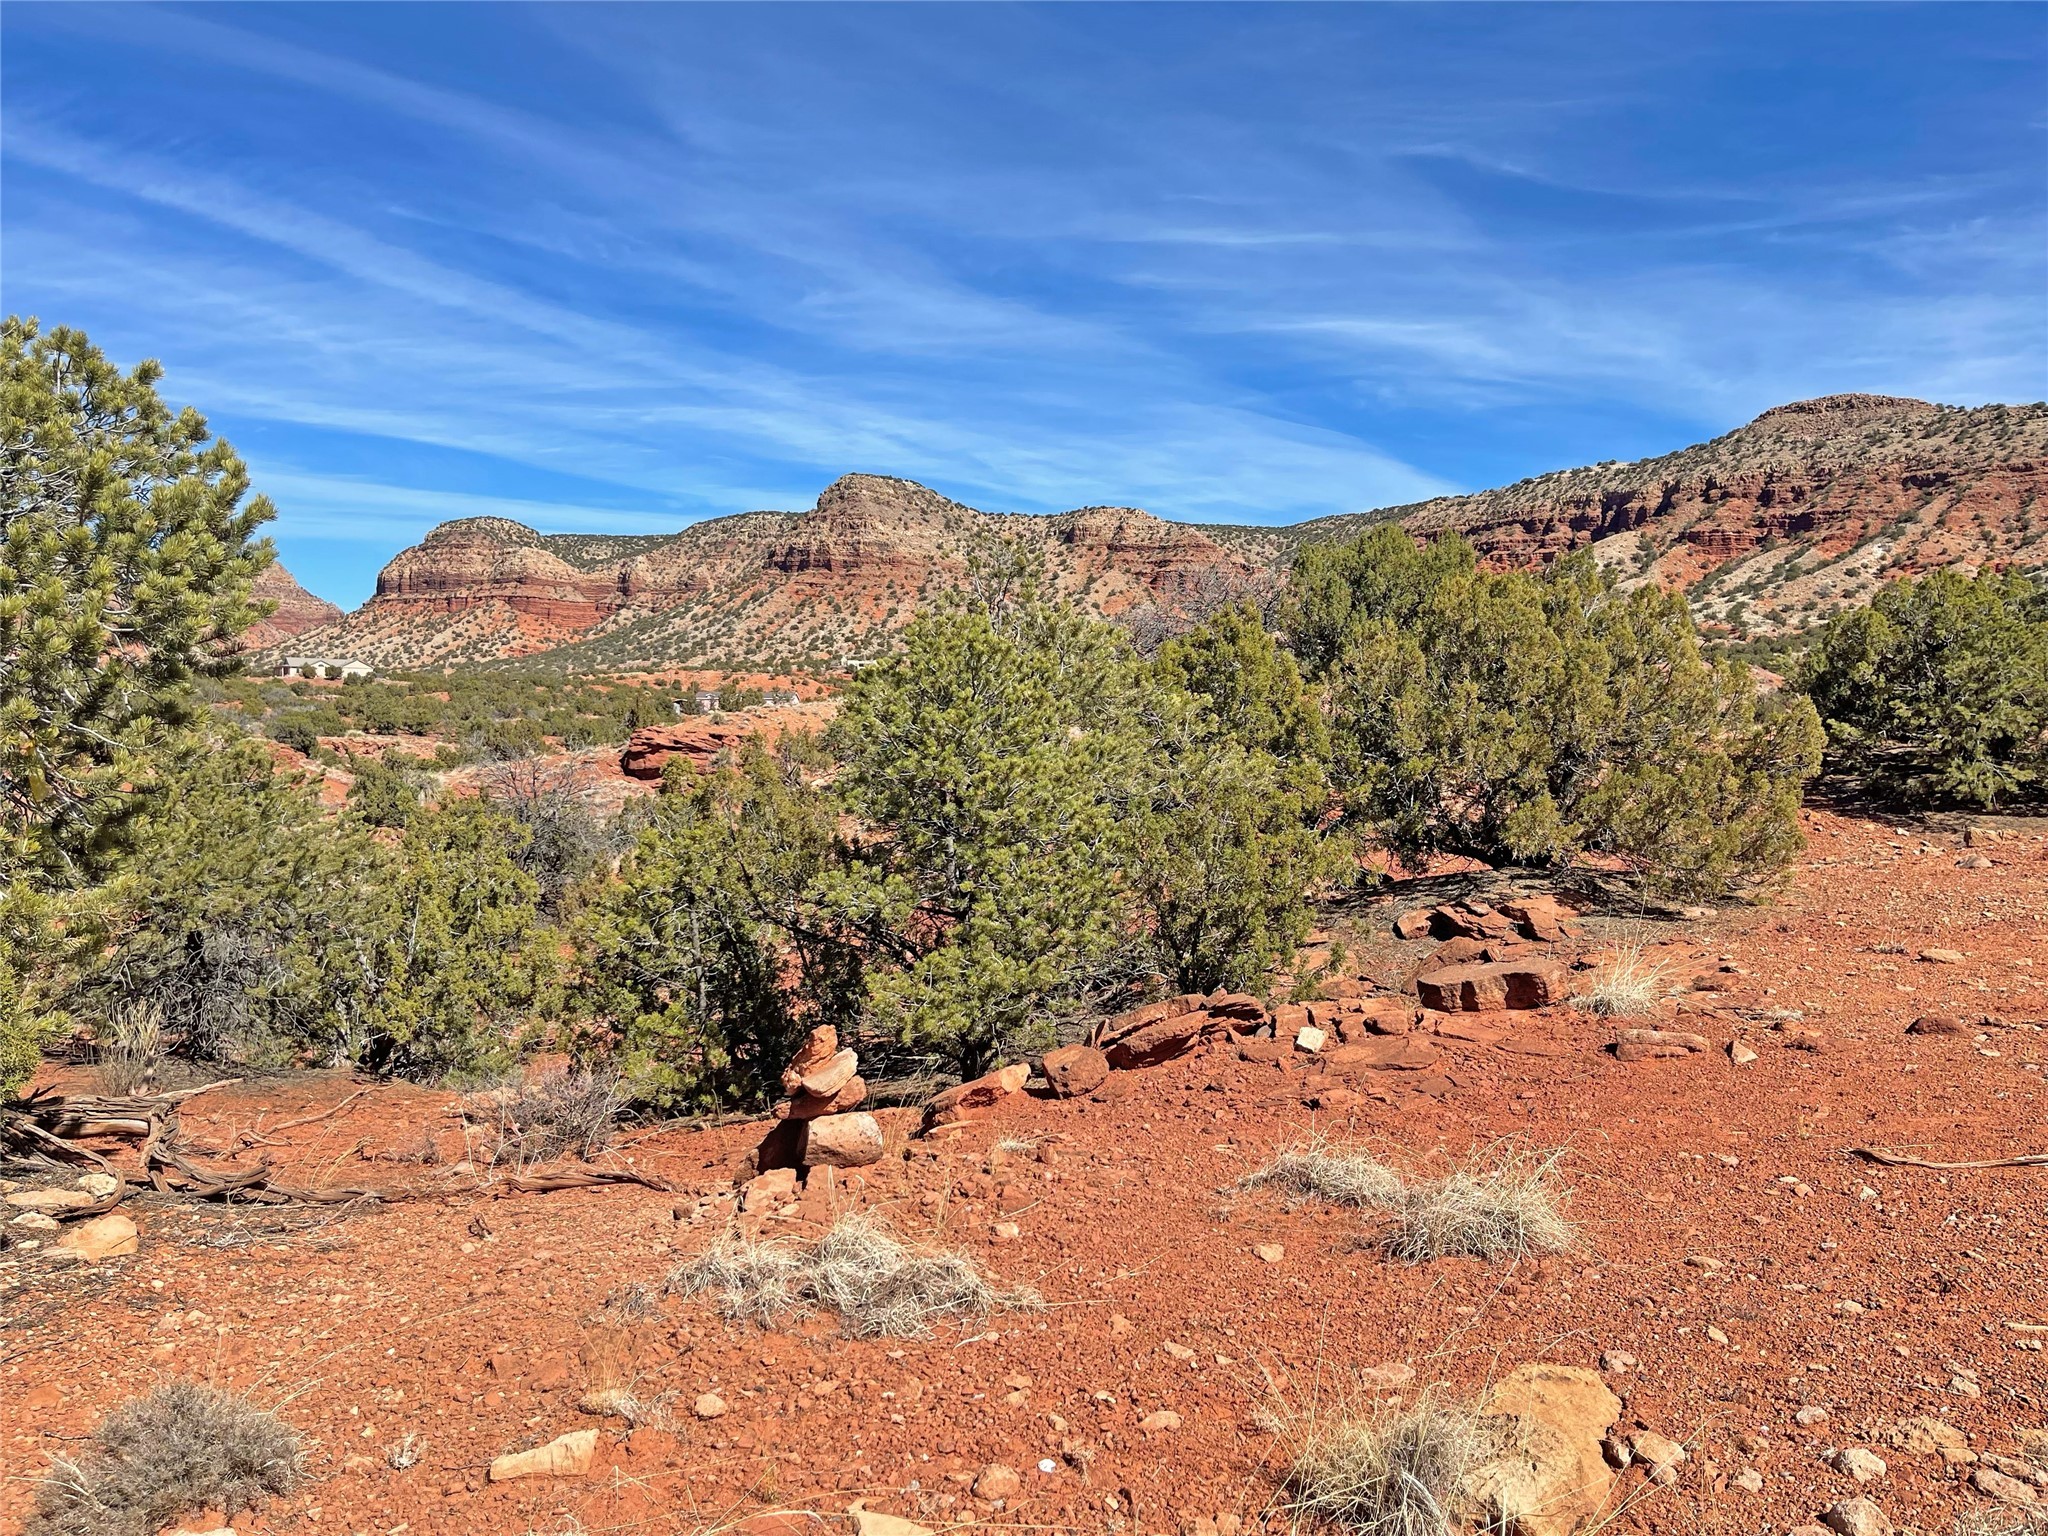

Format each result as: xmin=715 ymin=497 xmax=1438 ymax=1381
xmin=229 ymin=561 xmax=345 ymax=653
xmin=269 ymin=393 xmax=2047 ymax=672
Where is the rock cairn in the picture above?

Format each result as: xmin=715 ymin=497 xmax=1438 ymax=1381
xmin=751 ymin=1027 xmax=884 ymax=1175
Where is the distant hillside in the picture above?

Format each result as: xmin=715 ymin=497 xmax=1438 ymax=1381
xmin=279 ymin=394 xmax=2046 ymax=671
xmin=235 ymin=562 xmax=344 ymax=652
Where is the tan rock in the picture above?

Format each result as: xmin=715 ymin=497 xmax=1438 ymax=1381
xmin=5 ymin=1189 xmax=97 ymax=1213
xmin=488 ymin=1429 xmax=599 ymax=1481
xmin=1295 ymin=1026 xmax=1328 ymax=1054
xmin=50 ymin=1212 xmax=138 ymax=1263
xmin=801 ymin=1112 xmax=885 ymax=1168
xmin=973 ymin=1463 xmax=1022 ymax=1499
xmin=850 ymin=1509 xmax=935 ymax=1536
xmin=1466 ymin=1362 xmax=1623 ymax=1536
xmin=741 ymin=1167 xmax=800 ymax=1211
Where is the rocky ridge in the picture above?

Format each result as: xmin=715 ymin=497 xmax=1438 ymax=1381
xmin=232 ymin=561 xmax=344 ymax=652
xmin=280 ymin=395 xmax=2046 ymax=670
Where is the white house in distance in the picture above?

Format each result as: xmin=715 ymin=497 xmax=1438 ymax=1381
xmin=277 ymin=656 xmax=373 ymax=680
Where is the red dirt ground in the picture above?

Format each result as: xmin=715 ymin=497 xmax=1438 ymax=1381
xmin=4 ymin=808 xmax=2044 ymax=1536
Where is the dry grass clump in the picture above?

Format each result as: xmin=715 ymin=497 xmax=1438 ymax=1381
xmin=475 ymin=1066 xmax=623 ymax=1168
xmin=1241 ymin=1140 xmax=1406 ymax=1210
xmin=29 ymin=1381 xmax=300 ymax=1536
xmin=93 ymin=1002 xmax=165 ymax=1095
xmin=670 ymin=1212 xmax=1039 ymax=1339
xmin=1571 ymin=943 xmax=1668 ymax=1017
xmin=1277 ymin=1389 xmax=1504 ymax=1536
xmin=1951 ymin=1512 xmax=2048 ymax=1536
xmin=578 ymin=1284 xmax=657 ymax=1420
xmin=1384 ymin=1145 xmax=1575 ymax=1264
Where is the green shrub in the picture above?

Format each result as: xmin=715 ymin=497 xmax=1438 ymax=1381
xmin=578 ymin=745 xmax=853 ymax=1109
xmin=1293 ymin=528 xmax=1822 ymax=897
xmin=1798 ymin=567 xmax=2047 ymax=806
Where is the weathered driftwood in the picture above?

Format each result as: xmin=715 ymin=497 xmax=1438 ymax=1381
xmin=5 ymin=1081 xmax=671 ymax=1215
xmin=1848 ymin=1144 xmax=2048 ymax=1171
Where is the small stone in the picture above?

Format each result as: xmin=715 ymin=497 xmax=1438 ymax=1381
xmin=1796 ymin=1406 xmax=1831 ymax=1427
xmin=10 ymin=1211 xmax=60 ymax=1232
xmin=1162 ymin=1341 xmax=1196 ymax=1361
xmin=1598 ymin=1350 xmax=1638 ymax=1374
xmin=973 ymin=1464 xmax=1021 ymax=1500
xmin=742 ymin=1168 xmax=800 ymax=1211
xmin=1729 ymin=1040 xmax=1759 ymax=1065
xmin=1137 ymin=1410 xmax=1182 ymax=1434
xmin=4 ymin=1189 xmax=96 ymax=1212
xmin=1821 ymin=1496 xmax=1893 ymax=1536
xmin=1295 ymin=1026 xmax=1327 ymax=1054
xmin=1918 ymin=948 xmax=1965 ymax=965
xmin=1706 ymin=1326 xmax=1731 ymax=1346
xmin=694 ymin=1393 xmax=727 ymax=1419
xmin=75 ymin=1173 xmax=119 ymax=1198
xmin=488 ymin=1429 xmax=599 ymax=1481
xmin=1630 ymin=1429 xmax=1687 ymax=1474
xmin=1358 ymin=1360 xmax=1414 ymax=1389
xmin=1907 ymin=1015 xmax=1967 ymax=1036
xmin=1969 ymin=1467 xmax=2039 ymax=1506
xmin=1830 ymin=1447 xmax=1887 ymax=1483
xmin=1253 ymin=1243 xmax=1284 ymax=1263
xmin=1732 ymin=1468 xmax=1764 ymax=1493
xmin=1957 ymin=854 xmax=1993 ymax=869
xmin=991 ymin=1222 xmax=1021 ymax=1242
xmin=50 ymin=1211 xmax=137 ymax=1263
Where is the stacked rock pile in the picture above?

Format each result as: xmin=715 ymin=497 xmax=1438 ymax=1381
xmin=750 ymin=1026 xmax=884 ymax=1176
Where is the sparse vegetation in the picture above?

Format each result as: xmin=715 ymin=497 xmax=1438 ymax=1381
xmin=474 ymin=1066 xmax=625 ymax=1168
xmin=1275 ymin=1387 xmax=1504 ymax=1536
xmin=1571 ymin=943 xmax=1669 ymax=1017
xmin=1384 ymin=1145 xmax=1575 ymax=1264
xmin=669 ymin=1212 xmax=1038 ymax=1338
xmin=1242 ymin=1140 xmax=1406 ymax=1210
xmin=29 ymin=1382 xmax=300 ymax=1536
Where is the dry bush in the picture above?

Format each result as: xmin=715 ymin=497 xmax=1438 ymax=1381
xmin=29 ymin=1381 xmax=300 ymax=1536
xmin=92 ymin=1002 xmax=164 ymax=1096
xmin=473 ymin=1066 xmax=623 ymax=1168
xmin=1241 ymin=1140 xmax=1406 ymax=1210
xmin=1385 ymin=1144 xmax=1574 ymax=1264
xmin=1276 ymin=1387 xmax=1504 ymax=1536
xmin=1570 ymin=943 xmax=1668 ymax=1017
xmin=670 ymin=1212 xmax=1039 ymax=1339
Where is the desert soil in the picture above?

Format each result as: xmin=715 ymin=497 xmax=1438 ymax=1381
xmin=4 ymin=807 xmax=2044 ymax=1536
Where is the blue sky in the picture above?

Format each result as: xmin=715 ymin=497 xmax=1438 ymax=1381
xmin=4 ymin=4 xmax=2043 ymax=608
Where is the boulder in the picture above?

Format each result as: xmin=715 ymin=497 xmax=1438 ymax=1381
xmin=488 ymin=1429 xmax=599 ymax=1481
xmin=1439 ymin=903 xmax=1519 ymax=942
xmin=1091 ymin=995 xmax=1205 ymax=1047
xmin=1205 ymin=991 xmax=1268 ymax=1028
xmin=1040 ymin=1044 xmax=1109 ymax=1098
xmin=1821 ymin=1498 xmax=1893 ymax=1536
xmin=1338 ymin=999 xmax=1419 ymax=1038
xmin=49 ymin=1211 xmax=138 ymax=1263
xmin=1417 ymin=958 xmax=1570 ymax=1013
xmin=1464 ymin=1362 xmax=1623 ymax=1536
xmin=921 ymin=1064 xmax=1031 ymax=1130
xmin=802 ymin=1113 xmax=885 ymax=1168
xmin=741 ymin=1168 xmax=799 ymax=1211
xmin=1425 ymin=936 xmax=1493 ymax=969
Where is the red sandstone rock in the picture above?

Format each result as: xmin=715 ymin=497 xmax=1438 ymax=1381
xmin=801 ymin=1112 xmax=885 ymax=1168
xmin=1417 ymin=958 xmax=1571 ymax=1012
xmin=921 ymin=1064 xmax=1032 ymax=1130
xmin=1040 ymin=1044 xmax=1110 ymax=1098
